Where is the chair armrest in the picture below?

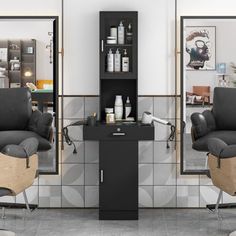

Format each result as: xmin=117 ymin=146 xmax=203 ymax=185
xmin=208 ymin=138 xmax=236 ymax=158
xmin=191 ymin=110 xmax=216 ymax=140
xmin=28 ymin=110 xmax=53 ymax=140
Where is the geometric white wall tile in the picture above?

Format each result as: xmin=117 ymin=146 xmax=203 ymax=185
xmin=154 ymin=164 xmax=176 ymax=185
xmin=139 ymin=186 xmax=153 ymax=207
xmin=154 ymin=141 xmax=176 ymax=163
xmin=84 ymin=141 xmax=99 ymax=163
xmin=139 ymin=141 xmax=153 ymax=163
xmin=139 ymin=164 xmax=153 ymax=185
xmin=154 ymin=186 xmax=176 ymax=207
xmin=177 ymin=186 xmax=199 ymax=207
xmin=85 ymin=164 xmax=99 ymax=186
xmin=39 ymin=186 xmax=61 ymax=208
xmin=85 ymin=186 xmax=99 ymax=207
xmin=63 ymin=97 xmax=84 ymax=119
xmin=62 ymin=142 xmax=84 ymax=163
xmin=62 ymin=164 xmax=84 ymax=185
xmin=62 ymin=186 xmax=84 ymax=207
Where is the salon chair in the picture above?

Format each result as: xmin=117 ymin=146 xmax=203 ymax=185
xmin=0 ymin=137 xmax=39 ymax=216
xmin=0 ymin=88 xmax=53 ymax=151
xmin=191 ymin=87 xmax=236 ymax=152
xmin=206 ymin=138 xmax=236 ymax=216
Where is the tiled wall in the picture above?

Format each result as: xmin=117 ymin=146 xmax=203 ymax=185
xmin=2 ymin=96 xmax=232 ymax=208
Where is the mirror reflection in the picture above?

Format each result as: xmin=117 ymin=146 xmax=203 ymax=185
xmin=181 ymin=17 xmax=236 ymax=173
xmin=0 ymin=18 xmax=58 ymax=174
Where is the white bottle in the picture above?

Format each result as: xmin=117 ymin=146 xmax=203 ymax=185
xmin=125 ymin=96 xmax=132 ymax=119
xmin=107 ymin=49 xmax=114 ymax=72
xmin=114 ymin=49 xmax=121 ymax=72
xmin=122 ymin=49 xmax=129 ymax=72
xmin=118 ymin=21 xmax=124 ymax=44
xmin=114 ymin=95 xmax=123 ymax=120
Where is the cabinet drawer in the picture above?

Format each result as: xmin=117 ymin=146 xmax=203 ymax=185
xmin=83 ymin=123 xmax=154 ymax=141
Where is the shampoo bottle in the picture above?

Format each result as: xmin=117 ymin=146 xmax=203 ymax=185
xmin=107 ymin=49 xmax=114 ymax=72
xmin=122 ymin=49 xmax=129 ymax=72
xmin=114 ymin=49 xmax=121 ymax=72
xmin=125 ymin=96 xmax=132 ymax=119
xmin=114 ymin=95 xmax=123 ymax=120
xmin=118 ymin=21 xmax=125 ymax=44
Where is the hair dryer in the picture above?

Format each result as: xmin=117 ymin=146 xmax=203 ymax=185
xmin=141 ymin=111 xmax=171 ymax=125
xmin=141 ymin=111 xmax=175 ymax=149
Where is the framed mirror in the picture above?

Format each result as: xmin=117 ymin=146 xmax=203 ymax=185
xmin=0 ymin=16 xmax=58 ymax=174
xmin=180 ymin=16 xmax=236 ymax=174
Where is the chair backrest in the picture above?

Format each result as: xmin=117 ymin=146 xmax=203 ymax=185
xmin=0 ymin=88 xmax=32 ymax=131
xmin=213 ymin=87 xmax=236 ymax=130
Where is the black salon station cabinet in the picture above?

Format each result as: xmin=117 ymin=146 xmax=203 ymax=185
xmin=83 ymin=11 xmax=154 ymax=220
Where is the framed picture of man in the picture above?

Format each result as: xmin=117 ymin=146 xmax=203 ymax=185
xmin=185 ymin=26 xmax=216 ymax=70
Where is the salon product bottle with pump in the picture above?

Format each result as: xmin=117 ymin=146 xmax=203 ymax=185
xmin=126 ymin=23 xmax=133 ymax=44
xmin=118 ymin=21 xmax=124 ymax=44
xmin=122 ymin=49 xmax=129 ymax=72
xmin=114 ymin=49 xmax=121 ymax=72
xmin=125 ymin=96 xmax=132 ymax=119
xmin=107 ymin=49 xmax=114 ymax=72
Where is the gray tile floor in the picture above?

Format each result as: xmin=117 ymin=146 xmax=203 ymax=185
xmin=0 ymin=209 xmax=236 ymax=235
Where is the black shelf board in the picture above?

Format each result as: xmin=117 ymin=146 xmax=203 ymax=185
xmin=105 ymin=44 xmax=132 ymax=47
xmin=101 ymin=77 xmax=136 ymax=80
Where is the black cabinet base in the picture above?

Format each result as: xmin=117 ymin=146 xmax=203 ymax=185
xmin=99 ymin=210 xmax=138 ymax=220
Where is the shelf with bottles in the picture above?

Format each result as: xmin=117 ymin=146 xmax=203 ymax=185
xmin=100 ymin=78 xmax=137 ymax=122
xmin=104 ymin=20 xmax=133 ymax=45
xmin=103 ymin=47 xmax=133 ymax=76
xmin=105 ymin=44 xmax=132 ymax=47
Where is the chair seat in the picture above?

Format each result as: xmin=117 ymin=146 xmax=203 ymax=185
xmin=192 ymin=130 xmax=236 ymax=151
xmin=0 ymin=130 xmax=51 ymax=151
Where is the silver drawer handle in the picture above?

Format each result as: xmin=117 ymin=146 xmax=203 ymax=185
xmin=112 ymin=132 xmax=126 ymax=136
xmin=101 ymin=40 xmax=104 ymax=52
xmin=100 ymin=170 xmax=104 ymax=183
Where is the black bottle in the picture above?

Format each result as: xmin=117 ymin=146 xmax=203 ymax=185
xmin=126 ymin=23 xmax=133 ymax=44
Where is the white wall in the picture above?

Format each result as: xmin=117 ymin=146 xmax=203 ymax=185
xmin=0 ymin=20 xmax=54 ymax=81
xmin=0 ymin=0 xmax=60 ymax=16
xmin=64 ymin=0 xmax=175 ymax=95
xmin=178 ymin=0 xmax=236 ymax=16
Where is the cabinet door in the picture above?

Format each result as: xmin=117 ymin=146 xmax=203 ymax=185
xmin=100 ymin=11 xmax=137 ymax=79
xmin=99 ymin=141 xmax=138 ymax=211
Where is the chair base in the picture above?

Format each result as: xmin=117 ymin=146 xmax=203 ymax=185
xmin=0 ymin=203 xmax=37 ymax=210
xmin=206 ymin=203 xmax=236 ymax=211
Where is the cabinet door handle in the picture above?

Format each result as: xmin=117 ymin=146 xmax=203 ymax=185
xmin=100 ymin=170 xmax=104 ymax=183
xmin=101 ymin=40 xmax=104 ymax=52
xmin=112 ymin=132 xmax=126 ymax=136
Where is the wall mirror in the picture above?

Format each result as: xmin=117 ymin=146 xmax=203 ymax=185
xmin=180 ymin=16 xmax=236 ymax=174
xmin=0 ymin=16 xmax=58 ymax=174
